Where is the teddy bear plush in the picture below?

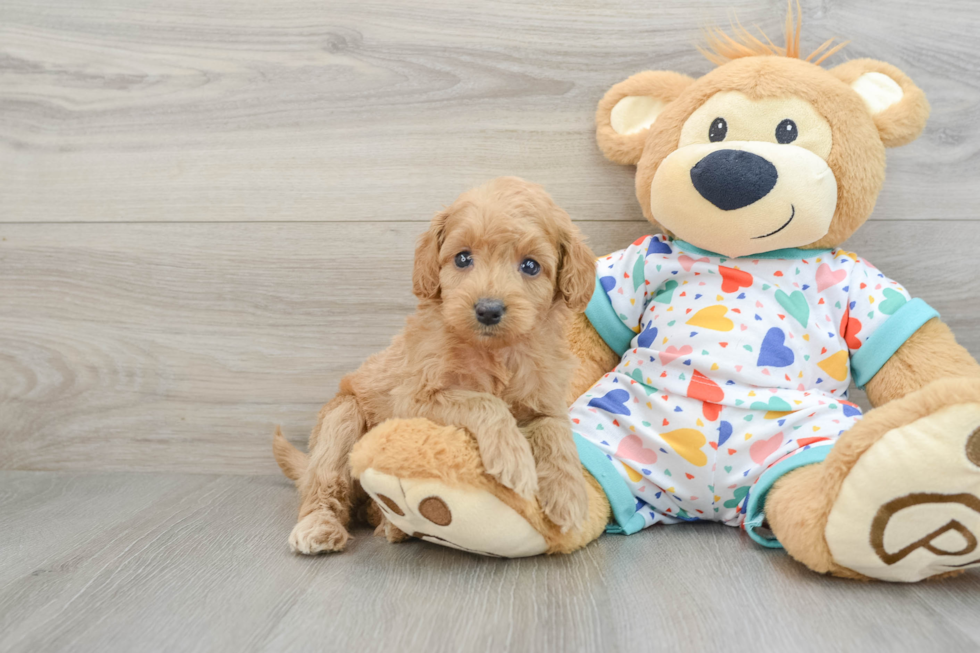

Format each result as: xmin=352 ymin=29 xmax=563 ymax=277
xmin=350 ymin=11 xmax=980 ymax=582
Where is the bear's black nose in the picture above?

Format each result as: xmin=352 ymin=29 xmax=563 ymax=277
xmin=474 ymin=299 xmax=505 ymax=326
xmin=690 ymin=149 xmax=778 ymax=211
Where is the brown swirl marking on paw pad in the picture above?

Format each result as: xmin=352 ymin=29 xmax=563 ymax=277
xmin=418 ymin=496 xmax=452 ymax=526
xmin=376 ymin=494 xmax=404 ymax=516
xmin=871 ymin=493 xmax=980 ymax=566
xmin=968 ymin=427 xmax=980 ymax=467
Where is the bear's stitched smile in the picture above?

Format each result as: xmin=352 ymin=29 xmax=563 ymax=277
xmin=752 ymin=205 xmax=795 ymax=239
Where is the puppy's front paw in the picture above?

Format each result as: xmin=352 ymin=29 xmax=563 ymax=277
xmin=289 ymin=511 xmax=350 ymax=554
xmin=481 ymin=436 xmax=539 ymax=501
xmin=538 ymin=469 xmax=589 ymax=532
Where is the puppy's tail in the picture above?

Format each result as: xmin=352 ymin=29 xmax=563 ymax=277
xmin=273 ymin=426 xmax=308 ymax=482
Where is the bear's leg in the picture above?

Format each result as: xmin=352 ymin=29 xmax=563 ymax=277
xmin=350 ymin=418 xmax=610 ymax=557
xmin=764 ymin=377 xmax=980 ymax=581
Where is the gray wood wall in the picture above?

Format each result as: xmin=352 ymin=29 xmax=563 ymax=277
xmin=3 ymin=0 xmax=979 ymax=475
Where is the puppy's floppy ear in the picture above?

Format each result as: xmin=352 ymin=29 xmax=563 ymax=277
xmin=596 ymin=70 xmax=695 ymax=165
xmin=556 ymin=217 xmax=596 ymax=313
xmin=412 ymin=209 xmax=449 ymax=300
xmin=831 ymin=59 xmax=930 ymax=148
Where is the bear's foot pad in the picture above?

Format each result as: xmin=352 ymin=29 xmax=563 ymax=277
xmin=826 ymin=403 xmax=980 ymax=582
xmin=359 ymin=468 xmax=548 ymax=558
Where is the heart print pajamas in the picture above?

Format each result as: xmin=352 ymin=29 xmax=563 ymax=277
xmin=571 ymin=235 xmax=938 ymax=546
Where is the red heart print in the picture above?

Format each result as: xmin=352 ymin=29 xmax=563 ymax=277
xmin=719 ymin=266 xmax=753 ymax=293
xmin=687 ymin=370 xmax=724 ymax=403
xmin=840 ymin=308 xmax=863 ymax=350
xmin=702 ymin=402 xmax=722 ymax=421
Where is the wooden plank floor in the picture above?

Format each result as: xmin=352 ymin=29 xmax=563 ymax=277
xmin=1 ymin=471 xmax=979 ymax=653
xmin=2 ymin=0 xmax=980 ymax=651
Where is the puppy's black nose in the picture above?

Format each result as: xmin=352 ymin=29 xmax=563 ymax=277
xmin=690 ymin=149 xmax=778 ymax=211
xmin=474 ymin=299 xmax=505 ymax=326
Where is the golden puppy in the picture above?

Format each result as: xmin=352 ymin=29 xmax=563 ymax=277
xmin=274 ymin=176 xmax=596 ymax=554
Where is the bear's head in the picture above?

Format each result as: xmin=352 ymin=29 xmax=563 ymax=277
xmin=595 ymin=12 xmax=930 ymax=258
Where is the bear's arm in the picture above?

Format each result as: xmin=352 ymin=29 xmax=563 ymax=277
xmin=565 ymin=311 xmax=622 ymax=404
xmin=864 ymin=317 xmax=980 ymax=407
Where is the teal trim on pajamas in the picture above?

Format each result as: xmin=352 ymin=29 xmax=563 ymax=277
xmin=850 ymin=298 xmax=938 ymax=389
xmin=672 ymin=240 xmax=833 ymax=260
xmin=584 ymin=276 xmax=636 ymax=357
xmin=743 ymin=446 xmax=834 ymax=548
xmin=574 ymin=433 xmax=646 ymax=535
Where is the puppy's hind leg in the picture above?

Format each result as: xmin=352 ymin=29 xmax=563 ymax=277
xmin=354 ymin=481 xmax=411 ymax=543
xmin=290 ymin=393 xmax=367 ymax=554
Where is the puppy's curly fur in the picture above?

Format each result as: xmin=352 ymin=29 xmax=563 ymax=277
xmin=274 ymin=177 xmax=597 ymax=554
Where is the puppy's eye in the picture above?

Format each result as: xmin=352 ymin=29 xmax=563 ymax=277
xmin=776 ymin=119 xmax=798 ymax=144
xmin=709 ymin=117 xmax=727 ymax=142
xmin=454 ymin=251 xmax=473 ymax=269
xmin=520 ymin=258 xmax=541 ymax=276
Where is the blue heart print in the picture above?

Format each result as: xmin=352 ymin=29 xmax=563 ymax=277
xmin=842 ymin=403 xmax=862 ymax=418
xmin=587 ymin=389 xmax=632 ymax=416
xmin=717 ymin=421 xmax=733 ymax=447
xmin=757 ymin=327 xmax=795 ymax=368
xmin=637 ymin=323 xmax=659 ymax=348
xmin=647 ymin=238 xmax=672 ymax=256
xmin=600 ymin=276 xmax=616 ymax=293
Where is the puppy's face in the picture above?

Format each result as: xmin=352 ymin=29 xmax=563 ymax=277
xmin=413 ymin=178 xmax=595 ymax=346
xmin=437 ymin=206 xmax=556 ymax=343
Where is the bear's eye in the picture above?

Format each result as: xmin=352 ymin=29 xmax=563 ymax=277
xmin=520 ymin=258 xmax=541 ymax=276
xmin=454 ymin=251 xmax=473 ymax=268
xmin=709 ymin=117 xmax=727 ymax=142
xmin=776 ymin=119 xmax=798 ymax=144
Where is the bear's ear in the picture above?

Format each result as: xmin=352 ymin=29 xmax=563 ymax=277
xmin=831 ymin=59 xmax=930 ymax=148
xmin=596 ymin=71 xmax=695 ymax=165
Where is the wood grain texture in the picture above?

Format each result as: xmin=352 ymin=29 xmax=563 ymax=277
xmin=1 ymin=220 xmax=977 ymax=474
xmin=2 ymin=0 xmax=979 ymax=223
xmin=2 ymin=2 xmax=980 ymax=647
xmin=0 ymin=471 xmax=976 ymax=653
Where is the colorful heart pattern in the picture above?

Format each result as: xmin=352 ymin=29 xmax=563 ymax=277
xmin=817 ymin=350 xmax=849 ymax=382
xmin=879 ymin=287 xmax=907 ymax=315
xmin=661 ymin=429 xmax=708 ymax=467
xmin=653 ymin=279 xmax=679 ymax=304
xmin=757 ymin=328 xmax=794 ymax=368
xmin=719 ymin=266 xmax=753 ymax=293
xmin=815 ymin=263 xmax=846 ymax=292
xmin=749 ymin=431 xmax=784 ymax=465
xmin=679 ymin=254 xmax=710 ymax=272
xmin=660 ymin=344 xmax=693 ymax=365
xmin=636 ymin=322 xmax=658 ymax=348
xmin=616 ymin=434 xmax=659 ymax=464
xmin=775 ymin=289 xmax=809 ymax=327
xmin=587 ymin=388 xmax=631 ymax=416
xmin=570 ymin=235 xmax=918 ymax=532
xmin=686 ymin=305 xmax=734 ymax=331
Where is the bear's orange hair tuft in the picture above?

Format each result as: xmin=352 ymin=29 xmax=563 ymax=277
xmin=698 ymin=0 xmax=848 ymax=67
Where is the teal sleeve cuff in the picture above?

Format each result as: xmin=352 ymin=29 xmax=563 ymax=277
xmin=574 ymin=434 xmax=645 ymax=535
xmin=850 ymin=298 xmax=939 ymax=389
xmin=743 ymin=445 xmax=834 ymax=549
xmin=584 ymin=276 xmax=636 ymax=357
